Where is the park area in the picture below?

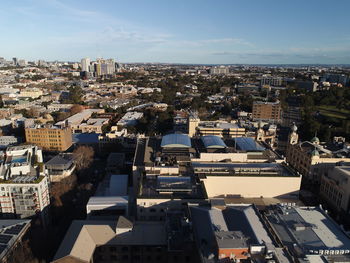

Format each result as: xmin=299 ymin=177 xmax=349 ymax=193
xmin=316 ymin=105 xmax=350 ymax=120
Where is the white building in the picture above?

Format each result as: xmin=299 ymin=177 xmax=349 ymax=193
xmin=117 ymin=112 xmax=143 ymax=127
xmin=81 ymin=58 xmax=90 ymax=72
xmin=0 ymin=145 xmax=49 ymax=222
xmin=18 ymin=88 xmax=43 ymax=99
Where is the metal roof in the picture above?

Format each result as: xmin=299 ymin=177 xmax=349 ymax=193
xmin=156 ymin=176 xmax=192 ymax=192
xmin=201 ymin=135 xmax=227 ymax=149
xmin=161 ymin=134 xmax=191 ymax=148
xmin=267 ymin=205 xmax=350 ymax=256
xmin=109 ymin=174 xmax=128 ymax=196
xmin=234 ymin=137 xmax=265 ymax=151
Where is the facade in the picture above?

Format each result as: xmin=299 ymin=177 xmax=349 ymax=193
xmin=320 ymin=165 xmax=350 ymax=214
xmin=286 ymin=136 xmax=350 ymax=184
xmin=25 ymin=125 xmax=72 ymax=151
xmin=252 ymin=101 xmax=281 ymax=122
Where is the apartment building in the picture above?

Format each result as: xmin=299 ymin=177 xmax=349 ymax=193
xmin=25 ymin=125 xmax=72 ymax=151
xmin=0 ymin=145 xmax=50 ymax=221
xmin=252 ymin=101 xmax=281 ymax=122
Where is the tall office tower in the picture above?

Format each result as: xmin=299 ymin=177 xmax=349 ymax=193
xmin=12 ymin=57 xmax=18 ymax=66
xmin=81 ymin=57 xmax=91 ymax=72
xmin=96 ymin=58 xmax=115 ymax=77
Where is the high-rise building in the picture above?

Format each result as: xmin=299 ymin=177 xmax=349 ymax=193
xmin=12 ymin=57 xmax=18 ymax=66
xmin=96 ymin=58 xmax=115 ymax=77
xmin=81 ymin=57 xmax=91 ymax=72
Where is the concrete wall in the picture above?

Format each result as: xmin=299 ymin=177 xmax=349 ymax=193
xmin=201 ymin=176 xmax=301 ymax=198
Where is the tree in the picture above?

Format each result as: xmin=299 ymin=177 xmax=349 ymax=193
xmin=72 ymin=146 xmax=94 ymax=171
xmin=70 ymin=104 xmax=84 ymax=115
xmin=67 ymin=86 xmax=83 ymax=104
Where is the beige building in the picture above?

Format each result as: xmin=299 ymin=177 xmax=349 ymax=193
xmin=252 ymin=101 xmax=281 ymax=122
xmin=75 ymin=118 xmax=109 ymax=133
xmin=133 ymin=134 xmax=299 ymax=221
xmin=188 ymin=114 xmax=245 ymax=138
xmin=286 ymin=136 xmax=350 ymax=183
xmin=52 ymin=216 xmax=196 ymax=263
xmin=320 ymin=165 xmax=350 ymax=214
xmin=193 ymin=162 xmax=301 ymax=198
xmin=19 ymin=88 xmax=43 ymax=99
xmin=25 ymin=125 xmax=72 ymax=151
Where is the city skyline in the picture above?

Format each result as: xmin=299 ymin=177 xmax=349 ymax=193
xmin=1 ymin=0 xmax=350 ymax=64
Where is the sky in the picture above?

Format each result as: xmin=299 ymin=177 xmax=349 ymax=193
xmin=1 ymin=0 xmax=350 ymax=64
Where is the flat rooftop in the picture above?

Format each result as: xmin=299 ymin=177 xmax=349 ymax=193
xmin=139 ymin=174 xmax=206 ymax=199
xmin=266 ymin=205 xmax=350 ymax=256
xmin=198 ymin=122 xmax=242 ymax=129
xmin=192 ymin=162 xmax=298 ymax=177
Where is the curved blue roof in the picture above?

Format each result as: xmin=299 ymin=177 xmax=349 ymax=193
xmin=201 ymin=135 xmax=227 ymax=149
xmin=234 ymin=137 xmax=265 ymax=152
xmin=161 ymin=134 xmax=191 ymax=148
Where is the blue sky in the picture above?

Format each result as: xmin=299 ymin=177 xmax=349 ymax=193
xmin=1 ymin=0 xmax=350 ymax=64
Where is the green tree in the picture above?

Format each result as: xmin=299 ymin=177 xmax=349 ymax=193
xmin=67 ymin=86 xmax=83 ymax=104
